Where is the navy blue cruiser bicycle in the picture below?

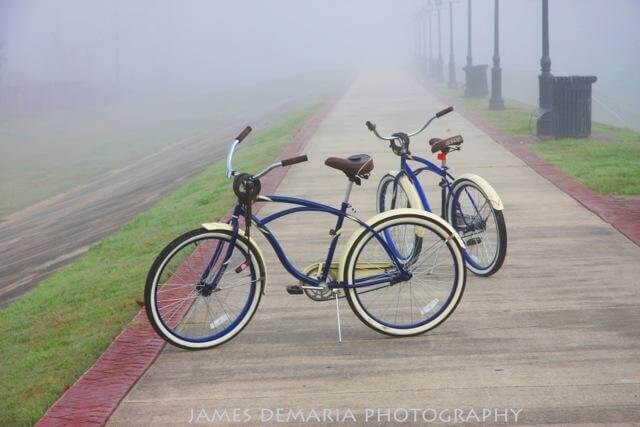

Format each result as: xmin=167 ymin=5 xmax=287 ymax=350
xmin=145 ymin=126 xmax=467 ymax=349
xmin=366 ymin=106 xmax=507 ymax=277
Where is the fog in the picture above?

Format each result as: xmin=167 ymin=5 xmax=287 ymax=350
xmin=1 ymin=0 xmax=639 ymax=128
xmin=0 ymin=0 xmax=416 ymax=98
xmin=0 ymin=0 xmax=639 ymax=304
xmin=461 ymin=0 xmax=640 ymax=129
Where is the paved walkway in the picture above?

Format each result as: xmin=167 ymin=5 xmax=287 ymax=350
xmin=108 ymin=73 xmax=640 ymax=425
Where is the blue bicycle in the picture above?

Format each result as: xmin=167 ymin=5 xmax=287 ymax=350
xmin=366 ymin=106 xmax=507 ymax=277
xmin=145 ymin=126 xmax=467 ymax=349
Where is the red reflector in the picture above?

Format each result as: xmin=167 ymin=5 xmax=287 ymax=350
xmin=234 ymin=262 xmax=248 ymax=273
xmin=437 ymin=153 xmax=447 ymax=160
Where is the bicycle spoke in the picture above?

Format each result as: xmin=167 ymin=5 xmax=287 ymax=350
xmin=149 ymin=231 xmax=260 ymax=345
xmin=352 ymin=219 xmax=459 ymax=330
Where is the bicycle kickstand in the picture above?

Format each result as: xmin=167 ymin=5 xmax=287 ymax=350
xmin=334 ymin=289 xmax=342 ymax=343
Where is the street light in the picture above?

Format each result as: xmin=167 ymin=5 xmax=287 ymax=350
xmin=466 ymin=0 xmax=472 ymax=69
xmin=436 ymin=0 xmax=444 ymax=82
xmin=428 ymin=4 xmax=435 ymax=78
xmin=426 ymin=0 xmax=445 ymax=82
xmin=463 ymin=0 xmax=488 ymax=98
xmin=421 ymin=9 xmax=430 ymax=75
xmin=536 ymin=0 xmax=553 ymax=135
xmin=448 ymin=0 xmax=457 ymax=89
xmin=539 ymin=0 xmax=552 ymax=111
xmin=489 ymin=0 xmax=505 ymax=110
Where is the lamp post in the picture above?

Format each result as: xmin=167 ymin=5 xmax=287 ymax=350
xmin=422 ymin=10 xmax=429 ymax=75
xmin=448 ymin=1 xmax=457 ymax=88
xmin=539 ymin=0 xmax=552 ymax=111
xmin=536 ymin=0 xmax=554 ymax=136
xmin=489 ymin=0 xmax=504 ymax=110
xmin=466 ymin=0 xmax=472 ymax=69
xmin=436 ymin=1 xmax=444 ymax=82
xmin=428 ymin=6 xmax=434 ymax=78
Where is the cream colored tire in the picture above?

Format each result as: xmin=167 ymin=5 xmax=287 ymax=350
xmin=341 ymin=209 xmax=466 ymax=336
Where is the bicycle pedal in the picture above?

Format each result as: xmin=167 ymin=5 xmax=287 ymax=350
xmin=286 ymin=285 xmax=304 ymax=295
xmin=466 ymin=237 xmax=482 ymax=246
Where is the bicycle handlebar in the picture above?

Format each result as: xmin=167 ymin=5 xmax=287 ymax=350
xmin=235 ymin=126 xmax=252 ymax=143
xmin=435 ymin=106 xmax=453 ymax=118
xmin=281 ymin=154 xmax=308 ymax=166
xmin=365 ymin=106 xmax=454 ymax=141
xmin=226 ymin=126 xmax=308 ymax=179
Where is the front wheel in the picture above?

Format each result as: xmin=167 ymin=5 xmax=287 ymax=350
xmin=446 ymin=179 xmax=507 ymax=277
xmin=343 ymin=210 xmax=466 ymax=336
xmin=145 ymin=227 xmax=265 ymax=350
xmin=377 ymin=173 xmax=422 ymax=262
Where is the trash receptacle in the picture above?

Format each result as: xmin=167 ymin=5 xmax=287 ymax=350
xmin=552 ymin=76 xmax=598 ymax=138
xmin=464 ymin=64 xmax=489 ymax=98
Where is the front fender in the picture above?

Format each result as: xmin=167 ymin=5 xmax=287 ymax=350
xmin=385 ymin=170 xmax=424 ymax=210
xmin=455 ymin=174 xmax=504 ymax=210
xmin=337 ymin=208 xmax=465 ymax=282
xmin=201 ymin=222 xmax=268 ymax=290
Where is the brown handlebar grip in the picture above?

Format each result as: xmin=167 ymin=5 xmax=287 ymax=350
xmin=236 ymin=126 xmax=252 ymax=143
xmin=435 ymin=106 xmax=454 ymax=118
xmin=281 ymin=154 xmax=308 ymax=166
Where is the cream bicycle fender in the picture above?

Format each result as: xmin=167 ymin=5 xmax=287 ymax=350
xmin=201 ymin=222 xmax=269 ymax=289
xmin=337 ymin=208 xmax=465 ymax=281
xmin=386 ymin=170 xmax=424 ymax=210
xmin=384 ymin=170 xmax=425 ymax=238
xmin=455 ymin=174 xmax=504 ymax=210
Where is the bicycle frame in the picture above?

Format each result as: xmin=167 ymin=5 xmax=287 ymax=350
xmin=212 ymin=194 xmax=412 ymax=290
xmin=399 ymin=154 xmax=455 ymax=216
xmin=393 ymin=154 xmax=485 ymax=271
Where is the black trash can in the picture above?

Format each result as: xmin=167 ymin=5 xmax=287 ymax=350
xmin=551 ymin=76 xmax=598 ymax=138
xmin=464 ymin=64 xmax=489 ymax=98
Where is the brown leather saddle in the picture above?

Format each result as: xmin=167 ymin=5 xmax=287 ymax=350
xmin=324 ymin=154 xmax=374 ymax=185
xmin=429 ymin=135 xmax=464 ymax=153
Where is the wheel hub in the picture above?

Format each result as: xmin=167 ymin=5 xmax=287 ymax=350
xmin=196 ymin=281 xmax=214 ymax=297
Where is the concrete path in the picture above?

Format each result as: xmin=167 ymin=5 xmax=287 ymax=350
xmin=108 ymin=73 xmax=640 ymax=425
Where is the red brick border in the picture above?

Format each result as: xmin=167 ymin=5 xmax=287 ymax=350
xmin=37 ymin=87 xmax=348 ymax=426
xmin=424 ymin=81 xmax=640 ymax=247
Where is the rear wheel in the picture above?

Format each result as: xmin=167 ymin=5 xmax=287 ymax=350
xmin=343 ymin=211 xmax=466 ymax=336
xmin=446 ymin=180 xmax=507 ymax=276
xmin=145 ymin=227 xmax=265 ymax=350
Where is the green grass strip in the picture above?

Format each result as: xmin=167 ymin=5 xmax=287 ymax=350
xmin=435 ymin=83 xmax=534 ymax=136
xmin=0 ymin=103 xmax=322 ymax=425
xmin=530 ymin=123 xmax=640 ymax=196
xmin=432 ymin=83 xmax=640 ymax=196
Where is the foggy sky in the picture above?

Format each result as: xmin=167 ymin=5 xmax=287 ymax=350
xmin=1 ymin=0 xmax=639 ymax=125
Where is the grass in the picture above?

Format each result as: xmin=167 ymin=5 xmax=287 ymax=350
xmin=0 ymin=102 xmax=322 ymax=425
xmin=435 ymin=83 xmax=535 ymax=136
xmin=530 ymin=123 xmax=640 ymax=196
xmin=431 ymin=83 xmax=640 ymax=196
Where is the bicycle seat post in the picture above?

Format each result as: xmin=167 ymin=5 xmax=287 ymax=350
xmin=343 ymin=180 xmax=354 ymax=204
xmin=438 ymin=152 xmax=447 ymax=169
